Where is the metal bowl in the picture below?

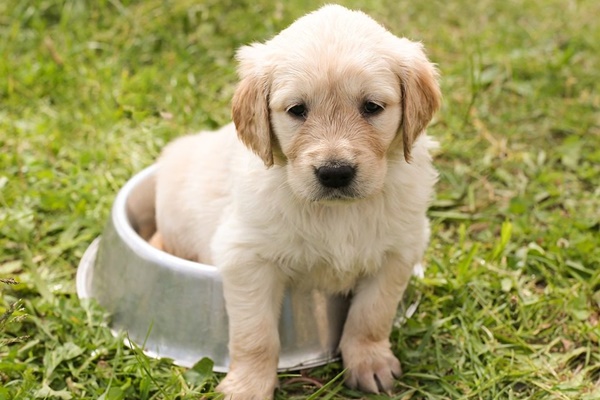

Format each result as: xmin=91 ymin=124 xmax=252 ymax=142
xmin=76 ymin=165 xmax=351 ymax=372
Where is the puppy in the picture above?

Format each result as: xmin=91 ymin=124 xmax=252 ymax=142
xmin=153 ymin=5 xmax=440 ymax=399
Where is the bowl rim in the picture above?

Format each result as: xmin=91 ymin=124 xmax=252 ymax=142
xmin=111 ymin=165 xmax=221 ymax=280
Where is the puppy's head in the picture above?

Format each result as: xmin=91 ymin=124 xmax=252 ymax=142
xmin=232 ymin=5 xmax=440 ymax=203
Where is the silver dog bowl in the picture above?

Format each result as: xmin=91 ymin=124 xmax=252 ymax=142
xmin=76 ymin=165 xmax=351 ymax=372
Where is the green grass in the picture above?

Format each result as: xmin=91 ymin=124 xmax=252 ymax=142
xmin=1 ymin=0 xmax=599 ymax=398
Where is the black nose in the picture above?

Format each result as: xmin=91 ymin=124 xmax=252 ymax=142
xmin=315 ymin=164 xmax=356 ymax=188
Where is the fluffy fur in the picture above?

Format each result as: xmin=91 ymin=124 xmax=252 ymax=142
xmin=153 ymin=5 xmax=441 ymax=399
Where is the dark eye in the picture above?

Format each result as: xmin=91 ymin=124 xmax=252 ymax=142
xmin=363 ymin=101 xmax=383 ymax=115
xmin=287 ymin=104 xmax=307 ymax=119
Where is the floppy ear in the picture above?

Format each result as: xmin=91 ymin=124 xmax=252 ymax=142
xmin=231 ymin=44 xmax=275 ymax=167
xmin=392 ymin=39 xmax=441 ymax=161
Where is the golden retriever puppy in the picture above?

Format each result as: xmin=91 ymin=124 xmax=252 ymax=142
xmin=154 ymin=4 xmax=440 ymax=399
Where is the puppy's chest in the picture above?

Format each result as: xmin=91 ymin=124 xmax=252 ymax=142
xmin=273 ymin=206 xmax=395 ymax=286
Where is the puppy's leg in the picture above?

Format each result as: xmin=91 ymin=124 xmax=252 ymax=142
xmin=148 ymin=231 xmax=164 ymax=251
xmin=216 ymin=258 xmax=285 ymax=400
xmin=339 ymin=253 xmax=413 ymax=394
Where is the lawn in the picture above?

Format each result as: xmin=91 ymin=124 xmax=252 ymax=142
xmin=1 ymin=0 xmax=599 ymax=399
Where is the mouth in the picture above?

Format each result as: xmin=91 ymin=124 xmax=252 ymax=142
xmin=311 ymin=187 xmax=363 ymax=203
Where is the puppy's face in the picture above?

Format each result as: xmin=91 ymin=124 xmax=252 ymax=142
xmin=232 ymin=5 xmax=441 ymax=203
xmin=269 ymin=56 xmax=401 ymax=202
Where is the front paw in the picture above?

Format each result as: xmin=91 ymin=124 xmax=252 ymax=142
xmin=216 ymin=369 xmax=278 ymax=400
xmin=341 ymin=339 xmax=402 ymax=394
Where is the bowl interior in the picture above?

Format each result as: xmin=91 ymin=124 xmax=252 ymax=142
xmin=125 ymin=167 xmax=158 ymax=241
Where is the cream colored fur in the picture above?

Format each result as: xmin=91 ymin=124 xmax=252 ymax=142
xmin=153 ymin=5 xmax=441 ymax=399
